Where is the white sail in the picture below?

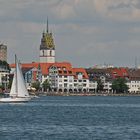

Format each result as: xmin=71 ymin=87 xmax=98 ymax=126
xmin=16 ymin=61 xmax=29 ymax=97
xmin=9 ymin=71 xmax=17 ymax=97
xmin=10 ymin=56 xmax=29 ymax=97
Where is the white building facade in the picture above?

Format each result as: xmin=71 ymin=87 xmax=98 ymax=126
xmin=47 ymin=65 xmax=91 ymax=93
xmin=127 ymin=80 xmax=140 ymax=93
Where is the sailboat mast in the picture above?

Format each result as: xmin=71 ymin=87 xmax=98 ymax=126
xmin=15 ymin=55 xmax=18 ymax=94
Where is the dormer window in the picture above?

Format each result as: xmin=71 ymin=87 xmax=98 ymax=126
xmin=69 ymin=71 xmax=72 ymax=74
xmin=63 ymin=67 xmax=66 ymax=70
xmin=64 ymin=70 xmax=67 ymax=74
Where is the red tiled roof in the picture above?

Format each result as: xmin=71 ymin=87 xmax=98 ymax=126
xmin=73 ymin=68 xmax=89 ymax=79
xmin=10 ymin=62 xmax=73 ymax=76
xmin=110 ymin=68 xmax=128 ymax=79
xmin=127 ymin=69 xmax=140 ymax=80
xmin=10 ymin=62 xmax=88 ymax=79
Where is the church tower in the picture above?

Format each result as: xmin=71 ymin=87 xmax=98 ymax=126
xmin=39 ymin=20 xmax=55 ymax=63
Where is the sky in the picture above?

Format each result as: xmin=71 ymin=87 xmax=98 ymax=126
xmin=0 ymin=0 xmax=140 ymax=68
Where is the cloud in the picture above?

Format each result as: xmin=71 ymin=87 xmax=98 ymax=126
xmin=94 ymin=0 xmax=140 ymax=21
xmin=0 ymin=0 xmax=140 ymax=67
xmin=1 ymin=0 xmax=140 ymax=23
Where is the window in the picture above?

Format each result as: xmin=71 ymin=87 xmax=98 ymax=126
xmin=74 ymin=84 xmax=77 ymax=86
xmin=69 ymin=85 xmax=73 ymax=88
xmin=64 ymin=71 xmax=67 ymax=74
xmin=59 ymin=70 xmax=62 ymax=74
xmin=50 ymin=50 xmax=52 ymax=56
xmin=64 ymin=83 xmax=67 ymax=87
xmin=69 ymin=71 xmax=72 ymax=74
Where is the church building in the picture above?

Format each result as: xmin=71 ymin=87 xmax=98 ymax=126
xmin=39 ymin=20 xmax=55 ymax=63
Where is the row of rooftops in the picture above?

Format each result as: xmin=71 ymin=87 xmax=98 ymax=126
xmin=10 ymin=62 xmax=140 ymax=81
xmin=86 ymin=67 xmax=140 ymax=81
xmin=10 ymin=62 xmax=89 ymax=79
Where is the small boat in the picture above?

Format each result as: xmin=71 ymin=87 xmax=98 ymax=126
xmin=0 ymin=55 xmax=31 ymax=103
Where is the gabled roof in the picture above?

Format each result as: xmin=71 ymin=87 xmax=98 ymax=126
xmin=73 ymin=68 xmax=89 ymax=79
xmin=10 ymin=62 xmax=89 ymax=79
xmin=10 ymin=62 xmax=73 ymax=76
xmin=127 ymin=68 xmax=140 ymax=80
xmin=109 ymin=67 xmax=128 ymax=78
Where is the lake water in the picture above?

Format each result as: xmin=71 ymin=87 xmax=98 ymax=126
xmin=0 ymin=96 xmax=140 ymax=140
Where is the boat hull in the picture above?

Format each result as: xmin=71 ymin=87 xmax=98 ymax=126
xmin=0 ymin=97 xmax=31 ymax=103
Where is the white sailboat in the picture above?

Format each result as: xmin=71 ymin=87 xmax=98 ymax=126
xmin=0 ymin=55 xmax=31 ymax=102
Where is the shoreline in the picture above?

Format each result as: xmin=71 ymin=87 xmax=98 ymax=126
xmin=33 ymin=92 xmax=140 ymax=97
xmin=1 ymin=92 xmax=140 ymax=97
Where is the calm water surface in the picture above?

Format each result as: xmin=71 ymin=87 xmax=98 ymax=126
xmin=0 ymin=96 xmax=140 ymax=140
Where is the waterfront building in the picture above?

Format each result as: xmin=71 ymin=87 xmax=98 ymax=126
xmin=86 ymin=68 xmax=112 ymax=93
xmin=0 ymin=44 xmax=7 ymax=62
xmin=103 ymin=81 xmax=112 ymax=93
xmin=72 ymin=68 xmax=89 ymax=93
xmin=10 ymin=61 xmax=91 ymax=93
xmin=126 ymin=69 xmax=140 ymax=93
xmin=86 ymin=68 xmax=112 ymax=81
xmin=22 ymin=67 xmax=42 ymax=87
xmin=48 ymin=62 xmax=74 ymax=92
xmin=0 ymin=66 xmax=9 ymax=91
xmin=86 ymin=67 xmax=130 ymax=93
xmin=48 ymin=64 xmax=90 ymax=93
xmin=89 ymin=81 xmax=97 ymax=93
xmin=127 ymin=80 xmax=140 ymax=93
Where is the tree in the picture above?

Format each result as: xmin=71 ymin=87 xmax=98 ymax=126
xmin=97 ymin=79 xmax=104 ymax=92
xmin=0 ymin=60 xmax=10 ymax=71
xmin=42 ymin=79 xmax=50 ymax=92
xmin=0 ymin=84 xmax=5 ymax=92
xmin=112 ymin=78 xmax=129 ymax=93
xmin=8 ymin=74 xmax=14 ymax=89
xmin=8 ymin=77 xmax=13 ymax=89
xmin=31 ymin=81 xmax=40 ymax=91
